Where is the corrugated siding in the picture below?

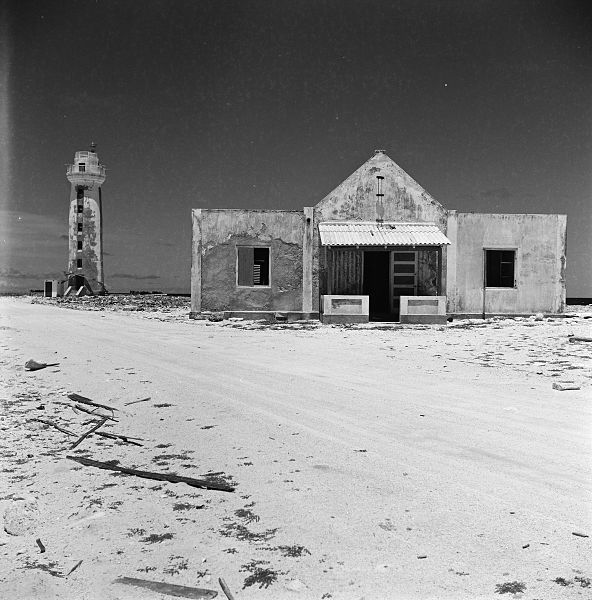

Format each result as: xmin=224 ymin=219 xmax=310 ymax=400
xmin=319 ymin=221 xmax=450 ymax=246
xmin=330 ymin=249 xmax=362 ymax=294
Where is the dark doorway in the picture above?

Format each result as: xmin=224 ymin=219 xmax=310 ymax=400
xmin=69 ymin=274 xmax=84 ymax=289
xmin=363 ymin=251 xmax=390 ymax=320
xmin=44 ymin=281 xmax=52 ymax=297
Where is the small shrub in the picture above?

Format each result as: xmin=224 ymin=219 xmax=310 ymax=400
xmin=495 ymin=581 xmax=526 ymax=594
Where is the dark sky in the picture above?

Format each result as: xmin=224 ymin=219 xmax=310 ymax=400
xmin=2 ymin=0 xmax=591 ymax=295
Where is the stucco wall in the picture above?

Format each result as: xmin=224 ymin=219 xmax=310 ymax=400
xmin=195 ymin=209 xmax=306 ymax=312
xmin=68 ymin=186 xmax=103 ymax=292
xmin=312 ymin=151 xmax=448 ymax=310
xmin=446 ymin=212 xmax=567 ymax=314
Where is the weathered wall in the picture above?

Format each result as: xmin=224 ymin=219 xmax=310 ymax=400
xmin=195 ymin=210 xmax=306 ymax=312
xmin=68 ymin=185 xmax=103 ymax=292
xmin=417 ymin=249 xmax=438 ymax=296
xmin=446 ymin=212 xmax=567 ymax=314
xmin=312 ymin=151 xmax=448 ymax=310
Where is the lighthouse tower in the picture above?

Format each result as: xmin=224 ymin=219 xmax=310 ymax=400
xmin=66 ymin=143 xmax=106 ymax=294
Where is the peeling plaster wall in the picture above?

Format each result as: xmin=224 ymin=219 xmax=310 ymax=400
xmin=68 ymin=186 xmax=103 ymax=292
xmin=446 ymin=212 xmax=567 ymax=314
xmin=197 ymin=210 xmax=305 ymax=312
xmin=417 ymin=249 xmax=438 ymax=296
xmin=312 ymin=152 xmax=448 ymax=310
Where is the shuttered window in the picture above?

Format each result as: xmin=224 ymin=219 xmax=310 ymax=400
xmin=237 ymin=247 xmax=270 ymax=286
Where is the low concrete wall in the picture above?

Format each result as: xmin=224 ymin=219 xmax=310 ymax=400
xmin=446 ymin=212 xmax=567 ymax=315
xmin=400 ymin=295 xmax=447 ymax=324
xmin=321 ymin=294 xmax=369 ymax=324
xmin=193 ymin=209 xmax=306 ymax=312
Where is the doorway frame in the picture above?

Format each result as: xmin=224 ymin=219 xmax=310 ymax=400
xmin=323 ymin=244 xmax=444 ymax=320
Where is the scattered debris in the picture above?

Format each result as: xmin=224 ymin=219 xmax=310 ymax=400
xmin=234 ymin=508 xmax=259 ymax=524
xmin=32 ymin=418 xmax=143 ymax=446
xmin=572 ymin=531 xmax=589 ymax=538
xmin=35 ymin=538 xmax=45 ymax=553
xmin=22 ymin=558 xmax=63 ymax=577
xmin=65 ymin=559 xmax=83 ymax=576
xmin=522 ymin=544 xmax=529 ymax=549
xmin=276 ymin=545 xmax=311 ymax=557
xmin=114 ymin=577 xmax=218 ymax=599
xmin=219 ymin=578 xmax=236 ymax=600
xmin=66 ymin=455 xmax=235 ymax=492
xmin=125 ymin=397 xmax=151 ymax=406
xmin=24 ymin=359 xmax=60 ymax=371
xmin=70 ymin=417 xmax=108 ymax=449
xmin=68 ymin=393 xmax=119 ymax=412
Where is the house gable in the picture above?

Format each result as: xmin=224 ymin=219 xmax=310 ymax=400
xmin=314 ymin=150 xmax=447 ymax=230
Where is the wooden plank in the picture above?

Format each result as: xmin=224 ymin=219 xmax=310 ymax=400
xmin=32 ymin=418 xmax=143 ymax=446
xmin=32 ymin=418 xmax=75 ymax=436
xmin=124 ymin=397 xmax=151 ymax=406
xmin=66 ymin=455 xmax=235 ymax=492
xmin=68 ymin=393 xmax=119 ymax=412
xmin=73 ymin=404 xmax=118 ymax=422
xmin=70 ymin=417 xmax=108 ymax=449
xmin=218 ymin=578 xmax=235 ymax=600
xmin=114 ymin=577 xmax=218 ymax=599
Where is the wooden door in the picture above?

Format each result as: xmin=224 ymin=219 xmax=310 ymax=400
xmin=391 ymin=250 xmax=418 ymax=313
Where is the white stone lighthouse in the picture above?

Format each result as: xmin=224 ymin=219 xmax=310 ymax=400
xmin=66 ymin=143 xmax=106 ymax=294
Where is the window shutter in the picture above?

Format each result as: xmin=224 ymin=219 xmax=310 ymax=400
xmin=237 ymin=247 xmax=254 ymax=286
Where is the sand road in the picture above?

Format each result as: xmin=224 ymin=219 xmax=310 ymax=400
xmin=0 ymin=298 xmax=590 ymax=599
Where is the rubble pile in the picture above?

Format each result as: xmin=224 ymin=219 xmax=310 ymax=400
xmin=32 ymin=294 xmax=190 ymax=313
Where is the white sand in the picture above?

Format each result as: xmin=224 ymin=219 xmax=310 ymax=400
xmin=0 ymin=298 xmax=590 ymax=599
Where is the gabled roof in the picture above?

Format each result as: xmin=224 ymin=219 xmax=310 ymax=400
xmin=314 ymin=150 xmax=445 ymax=214
xmin=318 ymin=221 xmax=451 ymax=246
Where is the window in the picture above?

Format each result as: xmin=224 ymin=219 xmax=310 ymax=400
xmin=78 ymin=163 xmax=86 ymax=172
xmin=237 ymin=247 xmax=270 ymax=286
xmin=77 ymin=240 xmax=83 ymax=250
xmin=77 ymin=222 xmax=83 ymax=232
xmin=77 ymin=204 xmax=83 ymax=214
xmin=76 ymin=259 xmax=82 ymax=269
xmin=486 ymin=249 xmax=515 ymax=287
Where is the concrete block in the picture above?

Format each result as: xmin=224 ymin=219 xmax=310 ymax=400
xmin=552 ymin=381 xmax=581 ymax=391
xmin=321 ymin=295 xmax=369 ymax=324
xmin=400 ymin=296 xmax=446 ymax=325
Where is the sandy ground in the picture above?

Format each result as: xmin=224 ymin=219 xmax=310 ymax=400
xmin=0 ymin=297 xmax=591 ymax=600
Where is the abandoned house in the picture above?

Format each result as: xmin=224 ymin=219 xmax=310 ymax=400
xmin=190 ymin=150 xmax=566 ymax=322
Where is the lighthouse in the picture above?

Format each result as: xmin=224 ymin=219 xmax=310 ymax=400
xmin=66 ymin=143 xmax=106 ymax=294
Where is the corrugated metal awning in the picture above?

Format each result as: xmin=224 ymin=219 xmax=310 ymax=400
xmin=318 ymin=221 xmax=451 ymax=247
